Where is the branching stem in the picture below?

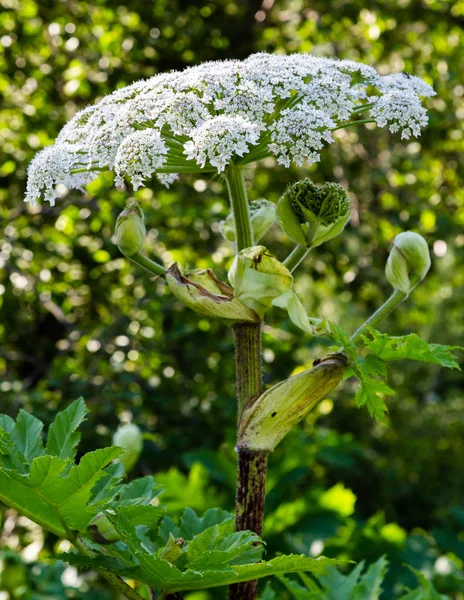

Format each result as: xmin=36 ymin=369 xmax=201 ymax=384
xmin=351 ymin=289 xmax=407 ymax=343
xmin=129 ymin=251 xmax=167 ymax=276
xmin=283 ymin=245 xmax=311 ymax=272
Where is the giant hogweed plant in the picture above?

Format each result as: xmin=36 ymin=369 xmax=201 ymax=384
xmin=1 ymin=54 xmax=461 ymax=599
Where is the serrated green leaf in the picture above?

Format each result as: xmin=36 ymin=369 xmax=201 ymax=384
xmin=353 ymin=556 xmax=388 ymax=599
xmin=354 ymin=373 xmax=394 ymax=423
xmin=0 ymin=446 xmax=122 ymax=537
xmin=277 ymin=574 xmax=316 ymax=599
xmin=60 ymin=447 xmax=123 ymax=529
xmin=186 ymin=528 xmax=262 ymax=570
xmin=46 ymin=398 xmax=88 ymax=460
xmin=119 ymin=505 xmax=166 ymax=526
xmin=0 ymin=427 xmax=29 ymax=474
xmin=319 ymin=563 xmax=365 ymax=600
xmin=361 ymin=329 xmax=462 ymax=370
xmin=107 ymin=510 xmax=344 ymax=594
xmin=117 ymin=476 xmax=163 ymax=506
xmin=89 ymin=462 xmax=126 ymax=506
xmin=11 ymin=410 xmax=45 ymax=462
xmin=0 ymin=467 xmax=66 ymax=537
xmin=260 ymin=582 xmax=278 ymax=600
xmin=179 ymin=507 xmax=234 ymax=540
xmin=0 ymin=415 xmax=15 ymax=434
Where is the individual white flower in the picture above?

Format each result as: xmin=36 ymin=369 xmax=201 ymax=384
xmin=114 ymin=130 xmax=168 ymax=190
xmin=184 ymin=115 xmax=264 ymax=172
xmin=268 ymin=101 xmax=336 ymax=167
xmin=371 ymin=90 xmax=428 ymax=139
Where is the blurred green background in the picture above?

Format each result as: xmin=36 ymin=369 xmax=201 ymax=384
xmin=0 ymin=0 xmax=463 ymax=597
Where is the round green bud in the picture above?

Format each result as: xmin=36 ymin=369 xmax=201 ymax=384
xmin=87 ymin=512 xmax=120 ymax=545
xmin=115 ymin=200 xmax=146 ymax=256
xmin=277 ymin=179 xmax=350 ymax=246
xmin=113 ymin=423 xmax=143 ymax=473
xmin=385 ymin=231 xmax=431 ymax=295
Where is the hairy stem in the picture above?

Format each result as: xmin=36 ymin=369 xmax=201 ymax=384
xmin=230 ymin=449 xmax=268 ymax=600
xmin=283 ymin=244 xmax=311 ymax=272
xmin=351 ymin=289 xmax=407 ymax=343
xmin=231 ymin=323 xmax=264 ymax=600
xmin=225 ymin=163 xmax=254 ymax=251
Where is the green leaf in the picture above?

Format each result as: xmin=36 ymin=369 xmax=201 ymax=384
xmin=0 ymin=415 xmax=15 ymax=434
xmin=117 ymin=476 xmax=163 ymax=506
xmin=361 ymin=329 xmax=462 ymax=370
xmin=352 ymin=356 xmax=394 ymax=423
xmin=278 ymin=574 xmax=318 ymax=599
xmin=260 ymin=582 xmax=278 ymax=600
xmin=319 ymin=563 xmax=365 ymax=600
xmin=352 ymin=556 xmax=388 ymax=599
xmin=0 ymin=466 xmax=67 ymax=537
xmin=0 ymin=427 xmax=29 ymax=474
xmin=0 ymin=447 xmax=122 ymax=537
xmin=11 ymin=410 xmax=45 ymax=462
xmin=59 ymin=447 xmax=123 ymax=529
xmin=118 ymin=505 xmax=166 ymax=527
xmin=46 ymin=398 xmax=88 ymax=460
xmin=106 ymin=510 xmax=344 ymax=594
xmin=186 ymin=528 xmax=263 ymax=570
xmin=179 ymin=507 xmax=234 ymax=540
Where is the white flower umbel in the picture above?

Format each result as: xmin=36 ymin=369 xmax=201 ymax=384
xmin=269 ymin=102 xmax=336 ymax=167
xmin=184 ymin=116 xmax=264 ymax=172
xmin=25 ymin=53 xmax=435 ymax=205
xmin=371 ymin=90 xmax=429 ymax=140
xmin=114 ymin=130 xmax=168 ymax=190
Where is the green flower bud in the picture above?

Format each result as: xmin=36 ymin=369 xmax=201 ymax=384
xmin=238 ymin=353 xmax=347 ymax=452
xmin=277 ymin=179 xmax=350 ymax=247
xmin=113 ymin=423 xmax=143 ymax=473
xmin=219 ymin=199 xmax=276 ymax=242
xmin=87 ymin=512 xmax=120 ymax=545
xmin=385 ymin=231 xmax=431 ymax=295
xmin=115 ymin=200 xmax=146 ymax=256
xmin=228 ymin=246 xmax=318 ymax=333
xmin=166 ymin=263 xmax=260 ymax=323
xmin=159 ymin=533 xmax=185 ymax=564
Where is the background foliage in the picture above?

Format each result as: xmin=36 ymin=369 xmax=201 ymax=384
xmin=0 ymin=0 xmax=463 ymax=597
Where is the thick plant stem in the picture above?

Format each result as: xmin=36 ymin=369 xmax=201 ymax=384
xmin=230 ymin=449 xmax=268 ymax=600
xmin=283 ymin=244 xmax=311 ymax=272
xmin=225 ymin=163 xmax=254 ymax=251
xmin=351 ymin=289 xmax=407 ymax=343
xmin=231 ymin=323 xmax=264 ymax=600
xmin=233 ymin=322 xmax=263 ymax=416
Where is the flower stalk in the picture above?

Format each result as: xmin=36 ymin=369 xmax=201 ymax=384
xmin=225 ymin=163 xmax=254 ymax=251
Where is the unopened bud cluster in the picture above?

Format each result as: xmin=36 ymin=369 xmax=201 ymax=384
xmin=277 ymin=179 xmax=350 ymax=247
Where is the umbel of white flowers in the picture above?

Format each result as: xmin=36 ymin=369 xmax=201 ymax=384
xmin=25 ymin=53 xmax=434 ymax=206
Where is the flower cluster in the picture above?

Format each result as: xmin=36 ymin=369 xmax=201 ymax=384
xmin=25 ymin=53 xmax=435 ymax=205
